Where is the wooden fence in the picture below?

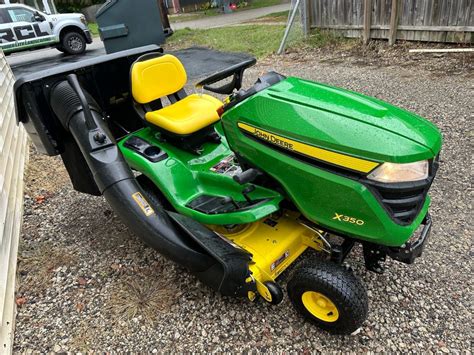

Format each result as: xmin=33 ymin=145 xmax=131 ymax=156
xmin=0 ymin=50 xmax=28 ymax=353
xmin=306 ymin=0 xmax=473 ymax=44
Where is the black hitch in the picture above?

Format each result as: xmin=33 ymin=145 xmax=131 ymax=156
xmin=331 ymin=238 xmax=355 ymax=264
xmin=386 ymin=214 xmax=432 ymax=264
xmin=363 ymin=243 xmax=387 ymax=274
xmin=363 ymin=213 xmax=432 ymax=273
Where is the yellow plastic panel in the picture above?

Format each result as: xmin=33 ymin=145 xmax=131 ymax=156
xmin=131 ymin=54 xmax=187 ymax=104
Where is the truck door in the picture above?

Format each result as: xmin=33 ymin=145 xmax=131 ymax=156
xmin=0 ymin=6 xmax=56 ymax=53
xmin=0 ymin=8 xmax=15 ymax=52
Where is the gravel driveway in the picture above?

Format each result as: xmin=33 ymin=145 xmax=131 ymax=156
xmin=14 ymin=48 xmax=473 ymax=352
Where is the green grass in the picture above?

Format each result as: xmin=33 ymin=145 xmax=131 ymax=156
xmin=256 ymin=10 xmax=289 ymax=21
xmin=167 ymin=25 xmax=346 ymax=58
xmin=259 ymin=10 xmax=289 ymax=18
xmin=168 ymin=24 xmax=286 ymax=57
xmin=245 ymin=0 xmax=286 ymax=10
xmin=305 ymin=29 xmax=347 ymax=48
xmin=88 ymin=23 xmax=99 ymax=37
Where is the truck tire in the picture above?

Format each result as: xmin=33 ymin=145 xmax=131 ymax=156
xmin=287 ymin=259 xmax=368 ymax=334
xmin=61 ymin=31 xmax=86 ymax=55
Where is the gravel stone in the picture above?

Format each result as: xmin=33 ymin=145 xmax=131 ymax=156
xmin=13 ymin=46 xmax=472 ymax=352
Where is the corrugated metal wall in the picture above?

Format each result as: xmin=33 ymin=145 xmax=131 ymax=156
xmin=0 ymin=50 xmax=28 ymax=353
xmin=309 ymin=0 xmax=473 ymax=43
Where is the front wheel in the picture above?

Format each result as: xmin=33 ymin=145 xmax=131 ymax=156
xmin=61 ymin=31 xmax=86 ymax=55
xmin=287 ymin=260 xmax=368 ymax=334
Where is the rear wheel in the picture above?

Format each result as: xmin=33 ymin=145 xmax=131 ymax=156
xmin=287 ymin=260 xmax=368 ymax=334
xmin=61 ymin=31 xmax=86 ymax=55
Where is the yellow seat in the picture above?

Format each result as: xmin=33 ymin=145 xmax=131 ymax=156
xmin=131 ymin=54 xmax=222 ymax=135
xmin=145 ymin=94 xmax=221 ymax=135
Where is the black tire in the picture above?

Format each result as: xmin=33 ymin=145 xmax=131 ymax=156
xmin=61 ymin=31 xmax=86 ymax=55
xmin=264 ymin=281 xmax=284 ymax=305
xmin=287 ymin=260 xmax=368 ymax=334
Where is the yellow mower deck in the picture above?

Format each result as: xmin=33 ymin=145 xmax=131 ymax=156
xmin=212 ymin=210 xmax=325 ymax=302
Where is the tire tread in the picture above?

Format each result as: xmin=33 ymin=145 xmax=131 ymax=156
xmin=287 ymin=259 xmax=368 ymax=334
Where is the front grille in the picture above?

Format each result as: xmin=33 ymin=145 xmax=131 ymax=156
xmin=368 ymin=182 xmax=431 ymax=224
xmin=364 ymin=157 xmax=439 ymax=225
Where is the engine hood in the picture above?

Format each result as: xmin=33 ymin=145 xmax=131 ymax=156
xmin=52 ymin=13 xmax=84 ymax=21
xmin=230 ymin=77 xmax=442 ymax=165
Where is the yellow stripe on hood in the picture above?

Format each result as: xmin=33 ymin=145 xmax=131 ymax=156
xmin=238 ymin=122 xmax=379 ymax=173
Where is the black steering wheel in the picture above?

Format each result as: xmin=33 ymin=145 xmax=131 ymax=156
xmin=195 ymin=58 xmax=257 ymax=95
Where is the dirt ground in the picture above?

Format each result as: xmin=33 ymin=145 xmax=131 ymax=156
xmin=14 ymin=44 xmax=473 ymax=352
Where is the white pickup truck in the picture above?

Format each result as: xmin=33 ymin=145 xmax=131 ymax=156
xmin=0 ymin=4 xmax=92 ymax=55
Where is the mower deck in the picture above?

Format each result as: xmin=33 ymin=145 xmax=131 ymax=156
xmin=211 ymin=210 xmax=326 ymax=302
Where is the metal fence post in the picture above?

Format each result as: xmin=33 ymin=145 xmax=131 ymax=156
xmin=277 ymin=0 xmax=301 ymax=55
xmin=363 ymin=0 xmax=372 ymax=44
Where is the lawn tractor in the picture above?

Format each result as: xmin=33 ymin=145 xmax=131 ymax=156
xmin=14 ymin=45 xmax=442 ymax=334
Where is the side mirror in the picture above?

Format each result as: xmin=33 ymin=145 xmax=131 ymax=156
xmin=34 ymin=11 xmax=45 ymax=22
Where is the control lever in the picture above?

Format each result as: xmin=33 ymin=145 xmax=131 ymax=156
xmin=242 ymin=185 xmax=256 ymax=203
xmin=221 ymin=196 xmax=239 ymax=209
xmin=233 ymin=168 xmax=261 ymax=185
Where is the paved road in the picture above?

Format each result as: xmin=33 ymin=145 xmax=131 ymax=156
xmin=7 ymin=3 xmax=289 ymax=70
xmin=172 ymin=3 xmax=290 ymax=29
xmin=7 ymin=40 xmax=104 ymax=72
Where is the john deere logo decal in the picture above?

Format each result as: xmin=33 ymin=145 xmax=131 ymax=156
xmin=252 ymin=127 xmax=294 ymax=150
xmin=237 ymin=122 xmax=380 ymax=174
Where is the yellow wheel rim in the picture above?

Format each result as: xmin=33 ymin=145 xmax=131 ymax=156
xmin=301 ymin=291 xmax=339 ymax=322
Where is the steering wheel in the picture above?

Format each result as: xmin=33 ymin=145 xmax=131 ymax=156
xmin=195 ymin=58 xmax=257 ymax=95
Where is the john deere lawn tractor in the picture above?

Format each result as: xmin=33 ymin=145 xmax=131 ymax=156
xmin=14 ymin=46 xmax=441 ymax=334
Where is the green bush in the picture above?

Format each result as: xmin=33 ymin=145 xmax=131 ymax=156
xmin=55 ymin=0 xmax=104 ymax=13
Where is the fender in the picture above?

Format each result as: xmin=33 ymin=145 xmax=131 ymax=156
xmin=53 ymin=23 xmax=91 ymax=43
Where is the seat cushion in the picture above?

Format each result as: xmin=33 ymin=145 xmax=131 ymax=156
xmin=145 ymin=94 xmax=222 ymax=135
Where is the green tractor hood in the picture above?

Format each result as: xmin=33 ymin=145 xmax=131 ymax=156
xmin=222 ymin=76 xmax=442 ymax=245
xmin=230 ymin=77 xmax=442 ymax=164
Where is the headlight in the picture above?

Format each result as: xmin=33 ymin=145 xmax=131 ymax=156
xmin=367 ymin=161 xmax=429 ymax=183
xmin=80 ymin=16 xmax=87 ymax=25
